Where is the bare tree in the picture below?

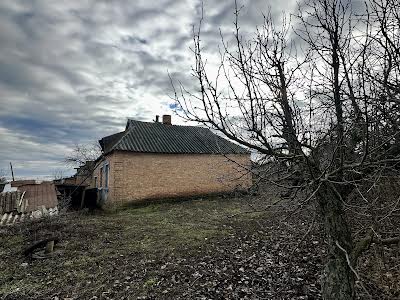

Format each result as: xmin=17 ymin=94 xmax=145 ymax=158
xmin=172 ymin=1 xmax=400 ymax=299
xmin=52 ymin=169 xmax=66 ymax=180
xmin=64 ymin=142 xmax=102 ymax=189
xmin=65 ymin=142 xmax=102 ymax=167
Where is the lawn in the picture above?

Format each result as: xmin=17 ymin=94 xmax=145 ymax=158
xmin=0 ymin=191 xmax=398 ymax=299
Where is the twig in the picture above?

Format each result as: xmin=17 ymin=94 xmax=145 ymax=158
xmin=190 ymin=274 xmax=203 ymax=287
xmin=227 ymin=197 xmax=283 ymax=218
xmin=291 ymin=209 xmax=316 ymax=254
xmin=335 ymin=240 xmax=372 ymax=299
xmin=378 ymin=195 xmax=400 ymax=222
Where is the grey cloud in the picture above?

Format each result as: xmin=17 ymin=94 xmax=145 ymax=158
xmin=0 ymin=0 xmax=294 ymax=178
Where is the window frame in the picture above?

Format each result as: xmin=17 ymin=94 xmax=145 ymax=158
xmin=104 ymin=163 xmax=109 ymax=189
xmin=99 ymin=167 xmax=103 ymax=188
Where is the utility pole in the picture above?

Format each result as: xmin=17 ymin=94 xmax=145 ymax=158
xmin=10 ymin=162 xmax=15 ymax=181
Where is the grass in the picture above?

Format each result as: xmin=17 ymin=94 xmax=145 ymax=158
xmin=0 ymin=195 xmax=262 ymax=299
xmin=0 ymin=192 xmax=398 ymax=299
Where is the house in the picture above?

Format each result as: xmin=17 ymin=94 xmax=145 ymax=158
xmin=92 ymin=115 xmax=252 ymax=206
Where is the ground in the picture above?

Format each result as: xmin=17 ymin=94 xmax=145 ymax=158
xmin=0 ymin=189 xmax=399 ymax=299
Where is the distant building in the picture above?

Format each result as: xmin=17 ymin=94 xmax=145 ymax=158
xmin=53 ymin=161 xmax=94 ymax=209
xmin=92 ymin=115 xmax=252 ymax=206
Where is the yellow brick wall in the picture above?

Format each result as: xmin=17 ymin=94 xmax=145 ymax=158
xmin=93 ymin=151 xmax=252 ymax=205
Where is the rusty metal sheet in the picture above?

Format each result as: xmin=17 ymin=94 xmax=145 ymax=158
xmin=1 ymin=181 xmax=58 ymax=213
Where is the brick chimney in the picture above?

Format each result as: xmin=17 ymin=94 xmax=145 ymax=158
xmin=162 ymin=115 xmax=171 ymax=125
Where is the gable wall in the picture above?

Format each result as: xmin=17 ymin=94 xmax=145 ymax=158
xmin=103 ymin=151 xmax=252 ymax=204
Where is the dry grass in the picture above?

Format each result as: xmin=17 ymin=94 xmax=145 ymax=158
xmin=0 ymin=191 xmax=398 ymax=299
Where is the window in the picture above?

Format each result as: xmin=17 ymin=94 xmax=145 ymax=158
xmin=99 ymin=167 xmax=103 ymax=187
xmin=104 ymin=164 xmax=109 ymax=189
xmin=94 ymin=176 xmax=98 ymax=188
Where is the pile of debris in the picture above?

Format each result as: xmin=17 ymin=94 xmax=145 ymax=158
xmin=0 ymin=180 xmax=58 ymax=225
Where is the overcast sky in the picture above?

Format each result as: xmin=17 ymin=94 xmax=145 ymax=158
xmin=0 ymin=0 xmax=297 ymax=179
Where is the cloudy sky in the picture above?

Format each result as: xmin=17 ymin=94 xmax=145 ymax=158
xmin=0 ymin=0 xmax=297 ymax=179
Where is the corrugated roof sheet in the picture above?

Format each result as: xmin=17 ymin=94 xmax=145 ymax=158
xmin=99 ymin=131 xmax=125 ymax=153
xmin=102 ymin=119 xmax=249 ymax=155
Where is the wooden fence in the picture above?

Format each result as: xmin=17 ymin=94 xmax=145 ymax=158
xmin=0 ymin=191 xmax=28 ymax=215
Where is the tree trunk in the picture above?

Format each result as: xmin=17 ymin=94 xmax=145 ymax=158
xmin=316 ymin=182 xmax=355 ymax=300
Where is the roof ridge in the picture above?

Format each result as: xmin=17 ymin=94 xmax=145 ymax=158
xmin=127 ymin=119 xmax=208 ymax=130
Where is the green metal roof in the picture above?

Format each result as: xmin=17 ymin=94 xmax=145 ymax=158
xmin=100 ymin=119 xmax=249 ymax=155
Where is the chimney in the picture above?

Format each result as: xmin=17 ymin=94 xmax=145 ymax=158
xmin=162 ymin=115 xmax=171 ymax=125
xmin=155 ymin=115 xmax=160 ymax=123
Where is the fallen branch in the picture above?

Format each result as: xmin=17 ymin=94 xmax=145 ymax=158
xmin=379 ymin=236 xmax=400 ymax=245
xmin=227 ymin=198 xmax=283 ymax=218
xmin=190 ymin=274 xmax=203 ymax=287
xmin=352 ymin=231 xmax=400 ymax=261
xmin=23 ymin=237 xmax=60 ymax=257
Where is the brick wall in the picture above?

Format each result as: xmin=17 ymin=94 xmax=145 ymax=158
xmin=92 ymin=151 xmax=252 ymax=205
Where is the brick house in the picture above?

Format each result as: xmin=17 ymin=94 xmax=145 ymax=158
xmin=92 ymin=115 xmax=252 ymax=206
